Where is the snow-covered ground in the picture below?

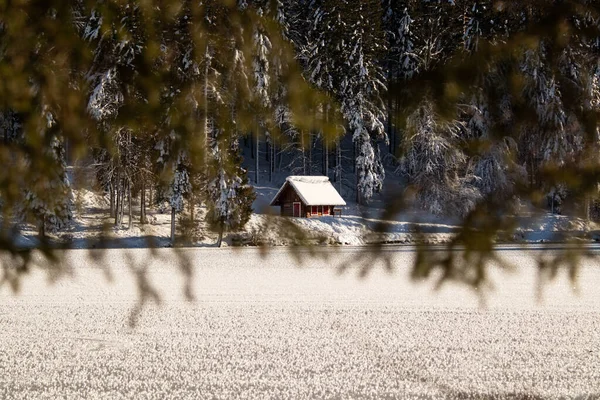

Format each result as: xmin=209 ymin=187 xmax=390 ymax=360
xmin=250 ymin=183 xmax=599 ymax=246
xmin=14 ymin=171 xmax=599 ymax=249
xmin=1 ymin=247 xmax=599 ymax=398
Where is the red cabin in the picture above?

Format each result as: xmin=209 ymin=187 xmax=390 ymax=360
xmin=270 ymin=176 xmax=346 ymax=218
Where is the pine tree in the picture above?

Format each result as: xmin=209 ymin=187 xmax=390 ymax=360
xmin=168 ymin=152 xmax=191 ymax=244
xmin=252 ymin=8 xmax=274 ymax=185
xmin=20 ymin=119 xmax=74 ymax=236
xmin=207 ymin=128 xmax=255 ymax=247
xmin=384 ymin=1 xmax=419 ymax=81
xmin=302 ymin=0 xmax=387 ymax=203
xmin=401 ymin=100 xmax=480 ymax=216
xmin=519 ymin=44 xmax=575 ymax=192
xmin=468 ymin=91 xmax=524 ymax=198
xmin=342 ymin=1 xmax=387 ymax=204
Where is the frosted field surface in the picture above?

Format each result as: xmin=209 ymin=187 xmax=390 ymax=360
xmin=1 ymin=246 xmax=600 ymax=399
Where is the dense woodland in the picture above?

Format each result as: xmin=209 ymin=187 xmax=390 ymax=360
xmin=3 ymin=0 xmax=600 ymax=243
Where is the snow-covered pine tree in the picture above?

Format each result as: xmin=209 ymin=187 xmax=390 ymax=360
xmin=80 ymin=2 xmax=151 ymax=224
xmin=400 ymin=100 xmax=480 ymax=216
xmin=463 ymin=0 xmax=494 ymax=53
xmin=207 ymin=126 xmax=255 ymax=247
xmin=339 ymin=0 xmax=387 ymax=204
xmin=520 ymin=45 xmax=576 ymax=186
xmin=384 ymin=1 xmax=419 ymax=81
xmin=250 ymin=5 xmax=275 ymax=185
xmin=194 ymin=2 xmax=256 ymax=245
xmin=301 ymin=0 xmax=387 ymax=203
xmin=467 ymin=91 xmax=524 ymax=198
xmin=382 ymin=1 xmax=418 ymax=156
xmin=20 ymin=113 xmax=74 ymax=236
xmin=460 ymin=4 xmax=524 ymax=200
xmin=410 ymin=0 xmax=462 ymax=72
xmin=86 ymin=66 xmax=124 ymax=219
xmin=168 ymin=151 xmax=191 ymax=244
xmin=0 ymin=111 xmax=22 ymax=144
xmin=297 ymin=0 xmax=342 ymax=181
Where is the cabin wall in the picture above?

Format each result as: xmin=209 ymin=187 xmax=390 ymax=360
xmin=305 ymin=205 xmax=333 ymax=217
xmin=275 ymin=183 xmax=339 ymax=218
xmin=277 ymin=184 xmax=305 ymax=217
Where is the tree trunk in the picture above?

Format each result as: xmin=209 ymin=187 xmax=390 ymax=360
xmin=189 ymin=193 xmax=195 ymax=224
xmin=585 ymin=195 xmax=591 ymax=221
xmin=278 ymin=142 xmax=284 ymax=171
xmin=354 ymin=139 xmax=362 ymax=205
xmin=333 ymin=142 xmax=337 ymax=182
xmin=272 ymin=142 xmax=276 ymax=173
xmin=266 ymin=139 xmax=270 ymax=162
xmin=353 ymin=141 xmax=356 ymax=173
xmin=114 ymin=175 xmax=120 ymax=226
xmin=109 ymin=182 xmax=115 ymax=218
xmin=170 ymin=207 xmax=176 ymax=244
xmin=387 ymin=68 xmax=393 ymax=154
xmin=308 ymin=133 xmax=313 ymax=175
xmin=255 ymin=124 xmax=259 ymax=184
xmin=38 ymin=220 xmax=45 ymax=238
xmin=268 ymin=138 xmax=273 ymax=183
xmin=203 ymin=44 xmax=210 ymax=168
xmin=269 ymin=154 xmax=273 ymax=182
xmin=324 ymin=137 xmax=329 ymax=178
xmin=356 ymin=170 xmax=360 ymax=204
xmin=337 ymin=139 xmax=342 ymax=193
xmin=119 ymin=179 xmax=125 ymax=225
xmin=128 ymin=180 xmax=133 ymax=230
xmin=140 ymin=178 xmax=146 ymax=225
xmin=216 ymin=217 xmax=224 ymax=248
xmin=530 ymin=155 xmax=535 ymax=190
xmin=270 ymin=140 xmax=275 ymax=180
xmin=394 ymin=94 xmax=400 ymax=157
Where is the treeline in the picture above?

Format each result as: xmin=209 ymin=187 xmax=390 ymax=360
xmin=2 ymin=1 xmax=600 ymax=243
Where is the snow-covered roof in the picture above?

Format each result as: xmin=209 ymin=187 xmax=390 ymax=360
xmin=270 ymin=176 xmax=346 ymax=206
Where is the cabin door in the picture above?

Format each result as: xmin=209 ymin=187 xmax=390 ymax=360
xmin=293 ymin=202 xmax=301 ymax=217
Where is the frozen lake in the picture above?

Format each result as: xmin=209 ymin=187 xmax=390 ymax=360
xmin=1 ymin=246 xmax=599 ymax=398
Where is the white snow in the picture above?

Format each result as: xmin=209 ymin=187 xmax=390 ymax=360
xmin=10 ymin=174 xmax=600 ymax=249
xmin=1 ymin=248 xmax=600 ymax=398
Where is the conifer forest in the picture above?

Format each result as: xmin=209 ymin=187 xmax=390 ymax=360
xmin=2 ymin=0 xmax=600 ymax=247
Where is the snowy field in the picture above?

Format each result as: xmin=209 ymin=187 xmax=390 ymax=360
xmin=1 ymin=247 xmax=600 ymax=398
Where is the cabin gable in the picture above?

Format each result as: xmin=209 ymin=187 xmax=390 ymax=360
xmin=275 ymin=184 xmax=306 ymax=217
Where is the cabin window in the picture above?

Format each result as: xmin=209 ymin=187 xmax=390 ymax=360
xmin=323 ymin=206 xmax=330 ymax=215
xmin=311 ymin=206 xmax=318 ymax=215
